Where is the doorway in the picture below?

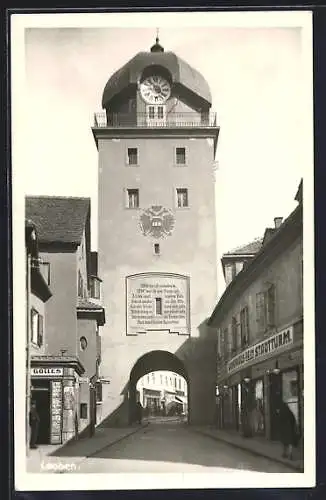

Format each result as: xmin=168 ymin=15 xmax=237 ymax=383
xmin=269 ymin=372 xmax=282 ymax=440
xmin=31 ymin=379 xmax=51 ymax=444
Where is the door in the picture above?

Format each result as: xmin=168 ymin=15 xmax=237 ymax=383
xmin=146 ymin=105 xmax=166 ymax=127
xmin=31 ymin=381 xmax=51 ymax=444
xmin=269 ymin=372 xmax=282 ymax=440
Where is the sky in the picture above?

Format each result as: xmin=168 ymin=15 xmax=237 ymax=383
xmin=20 ymin=15 xmax=313 ymax=297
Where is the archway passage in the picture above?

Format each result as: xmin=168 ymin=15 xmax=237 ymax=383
xmin=129 ymin=350 xmax=189 ymax=425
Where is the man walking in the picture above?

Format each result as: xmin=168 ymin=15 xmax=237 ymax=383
xmin=29 ymin=400 xmax=40 ymax=449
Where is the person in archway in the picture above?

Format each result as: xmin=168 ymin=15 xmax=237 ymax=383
xmin=29 ymin=400 xmax=40 ymax=449
xmin=136 ymin=401 xmax=143 ymax=425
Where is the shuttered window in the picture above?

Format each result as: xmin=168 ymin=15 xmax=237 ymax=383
xmin=240 ymin=306 xmax=250 ymax=347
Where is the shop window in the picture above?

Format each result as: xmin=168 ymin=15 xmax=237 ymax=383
xmin=80 ymin=403 xmax=88 ymax=419
xmin=127 ymin=189 xmax=139 ymax=209
xmin=176 ymin=188 xmax=189 ymax=208
xmin=31 ymin=308 xmax=44 ymax=347
xmin=127 ymin=147 xmax=138 ymax=165
xmin=240 ymin=306 xmax=249 ymax=347
xmin=252 ymin=379 xmax=265 ymax=435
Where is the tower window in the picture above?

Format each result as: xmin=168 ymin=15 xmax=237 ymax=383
xmin=148 ymin=106 xmax=155 ymax=119
xmin=146 ymin=105 xmax=166 ymax=123
xmin=176 ymin=188 xmax=189 ymax=208
xmin=154 ymin=243 xmax=160 ymax=255
xmin=155 ymin=297 xmax=163 ymax=315
xmin=127 ymin=148 xmax=138 ymax=165
xmin=157 ymin=106 xmax=164 ymax=119
xmin=127 ymin=189 xmax=139 ymax=209
xmin=176 ymin=147 xmax=186 ymax=165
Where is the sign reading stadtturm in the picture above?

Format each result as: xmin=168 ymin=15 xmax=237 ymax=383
xmin=227 ymin=326 xmax=294 ymax=374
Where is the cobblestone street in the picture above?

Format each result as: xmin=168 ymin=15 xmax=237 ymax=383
xmin=67 ymin=423 xmax=295 ymax=474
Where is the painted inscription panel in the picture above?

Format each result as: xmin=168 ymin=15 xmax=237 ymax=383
xmin=126 ymin=273 xmax=190 ymax=335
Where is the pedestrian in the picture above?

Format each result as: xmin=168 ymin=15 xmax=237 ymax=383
xmin=279 ymin=400 xmax=298 ymax=460
xmin=29 ymin=400 xmax=40 ymax=449
xmin=136 ymin=401 xmax=143 ymax=425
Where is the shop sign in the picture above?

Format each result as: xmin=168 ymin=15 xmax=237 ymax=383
xmin=31 ymin=367 xmax=63 ymax=377
xmin=227 ymin=326 xmax=294 ymax=375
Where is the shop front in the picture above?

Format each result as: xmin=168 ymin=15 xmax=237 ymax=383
xmin=219 ymin=323 xmax=303 ymax=442
xmin=30 ymin=357 xmax=85 ymax=445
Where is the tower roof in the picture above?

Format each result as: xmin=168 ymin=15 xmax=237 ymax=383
xmin=102 ymin=42 xmax=212 ymax=108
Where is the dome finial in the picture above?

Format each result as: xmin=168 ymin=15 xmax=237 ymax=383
xmin=151 ymin=28 xmax=164 ymax=53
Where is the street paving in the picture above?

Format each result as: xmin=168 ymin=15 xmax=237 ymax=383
xmin=72 ymin=423 xmax=295 ymax=473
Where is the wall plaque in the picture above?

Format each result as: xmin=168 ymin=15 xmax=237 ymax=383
xmin=126 ymin=273 xmax=190 ymax=336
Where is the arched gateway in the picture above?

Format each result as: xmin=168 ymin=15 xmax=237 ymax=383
xmin=129 ymin=350 xmax=189 ymax=424
xmin=93 ymin=37 xmax=220 ymax=428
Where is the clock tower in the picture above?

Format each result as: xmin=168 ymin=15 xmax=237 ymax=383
xmin=92 ymin=37 xmax=220 ymax=426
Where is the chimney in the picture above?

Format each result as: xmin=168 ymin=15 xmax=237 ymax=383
xmin=274 ymin=217 xmax=283 ymax=229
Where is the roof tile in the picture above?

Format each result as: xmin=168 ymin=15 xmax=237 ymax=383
xmin=25 ymin=196 xmax=90 ymax=245
xmin=224 ymin=238 xmax=263 ymax=256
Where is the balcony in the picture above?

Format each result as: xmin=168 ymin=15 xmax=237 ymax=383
xmin=93 ymin=111 xmax=218 ymax=129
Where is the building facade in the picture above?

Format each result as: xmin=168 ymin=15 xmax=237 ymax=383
xmin=92 ymin=37 xmax=220 ymax=426
xmin=136 ymin=371 xmax=188 ymax=416
xmin=25 ymin=196 xmax=105 ymax=445
xmin=208 ymin=182 xmax=303 ymax=443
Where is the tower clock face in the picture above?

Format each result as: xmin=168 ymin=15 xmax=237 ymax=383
xmin=140 ymin=75 xmax=171 ymax=104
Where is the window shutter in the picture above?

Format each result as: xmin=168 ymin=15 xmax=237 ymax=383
xmin=267 ymin=285 xmax=276 ymax=327
xmin=37 ymin=314 xmax=44 ymax=347
xmin=232 ymin=317 xmax=237 ymax=352
xmin=245 ymin=306 xmax=250 ymax=344
xmin=256 ymin=292 xmax=266 ymax=331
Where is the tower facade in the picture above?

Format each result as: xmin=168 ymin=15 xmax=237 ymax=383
xmin=92 ymin=38 xmax=220 ymax=426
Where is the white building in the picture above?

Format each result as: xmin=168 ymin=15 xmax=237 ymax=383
xmin=136 ymin=370 xmax=188 ymax=416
